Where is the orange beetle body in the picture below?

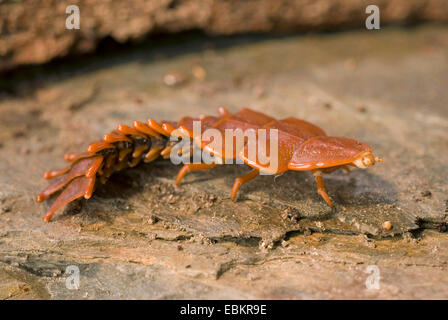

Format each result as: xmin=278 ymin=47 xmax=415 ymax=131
xmin=37 ymin=108 xmax=381 ymax=222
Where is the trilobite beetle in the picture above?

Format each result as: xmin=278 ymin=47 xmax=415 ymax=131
xmin=36 ymin=107 xmax=382 ymax=222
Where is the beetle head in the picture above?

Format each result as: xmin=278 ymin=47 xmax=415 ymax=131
xmin=288 ymin=136 xmax=382 ymax=171
xmin=352 ymin=151 xmax=382 ymax=169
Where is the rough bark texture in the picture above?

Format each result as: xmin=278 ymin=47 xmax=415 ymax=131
xmin=0 ymin=25 xmax=447 ymax=299
xmin=1 ymin=0 xmax=448 ymax=71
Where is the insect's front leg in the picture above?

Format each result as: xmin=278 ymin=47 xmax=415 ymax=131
xmin=312 ymin=169 xmax=333 ymax=207
xmin=322 ymin=165 xmax=350 ymax=174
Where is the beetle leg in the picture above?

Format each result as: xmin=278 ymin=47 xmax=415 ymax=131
xmin=230 ymin=169 xmax=259 ymax=201
xmin=322 ymin=165 xmax=350 ymax=174
xmin=175 ymin=163 xmax=217 ymax=185
xmin=322 ymin=166 xmax=341 ymax=174
xmin=312 ymin=170 xmax=333 ymax=207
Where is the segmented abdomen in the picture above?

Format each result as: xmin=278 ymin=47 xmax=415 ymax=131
xmin=36 ymin=118 xmax=177 ymax=222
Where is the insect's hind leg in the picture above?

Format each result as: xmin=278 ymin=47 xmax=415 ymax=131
xmin=312 ymin=170 xmax=333 ymax=207
xmin=230 ymin=169 xmax=259 ymax=201
xmin=175 ymin=163 xmax=217 ymax=185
